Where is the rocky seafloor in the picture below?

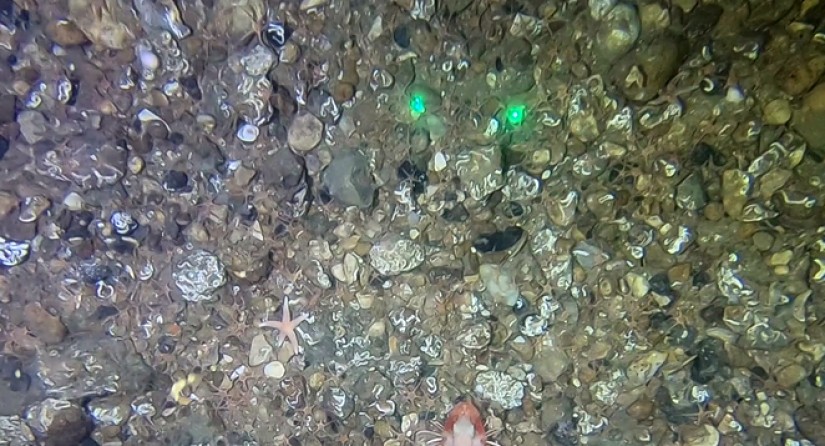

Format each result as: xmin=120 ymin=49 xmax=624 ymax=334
xmin=2 ymin=0 xmax=825 ymax=445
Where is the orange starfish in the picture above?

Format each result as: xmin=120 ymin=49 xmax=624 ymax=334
xmin=258 ymin=299 xmax=309 ymax=354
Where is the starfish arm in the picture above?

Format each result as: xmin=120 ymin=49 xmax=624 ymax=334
xmin=287 ymin=331 xmax=301 ymax=354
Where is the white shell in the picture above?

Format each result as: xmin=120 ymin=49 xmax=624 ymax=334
xmin=237 ymin=123 xmax=260 ymax=143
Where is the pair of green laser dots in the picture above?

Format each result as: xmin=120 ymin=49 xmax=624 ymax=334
xmin=409 ymin=94 xmax=527 ymax=127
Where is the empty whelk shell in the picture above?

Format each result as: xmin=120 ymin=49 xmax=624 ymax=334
xmin=263 ymin=21 xmax=293 ymax=49
xmin=110 ymin=211 xmax=138 ymax=236
xmin=0 ymin=237 xmax=31 ymax=267
xmin=236 ymin=123 xmax=260 ymax=143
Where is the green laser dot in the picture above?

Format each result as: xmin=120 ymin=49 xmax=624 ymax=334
xmin=410 ymin=95 xmax=427 ymax=114
xmin=506 ymin=105 xmax=526 ymax=126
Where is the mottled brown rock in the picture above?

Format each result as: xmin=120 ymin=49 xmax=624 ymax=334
xmin=795 ymin=405 xmax=825 ymax=444
xmin=792 ymin=82 xmax=825 ymax=157
xmin=24 ymin=399 xmax=89 ymax=446
xmin=45 ymin=20 xmax=88 ymax=47
xmin=23 ymin=303 xmax=66 ymax=345
xmin=778 ymin=53 xmax=825 ymax=96
xmin=68 ymin=0 xmax=137 ymax=50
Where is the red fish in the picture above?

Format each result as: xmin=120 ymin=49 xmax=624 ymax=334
xmin=442 ymin=400 xmax=488 ymax=446
xmin=419 ymin=400 xmax=498 ymax=446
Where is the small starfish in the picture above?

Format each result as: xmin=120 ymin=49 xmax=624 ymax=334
xmin=258 ymin=299 xmax=309 ymax=354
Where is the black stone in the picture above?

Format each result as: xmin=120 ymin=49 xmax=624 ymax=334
xmin=692 ymin=270 xmax=711 ymax=288
xmin=668 ymin=324 xmax=697 ymax=348
xmin=441 ymin=204 xmax=469 ymax=222
xmin=107 ymin=236 xmax=138 ymax=255
xmin=473 ymin=226 xmax=524 ymax=252
xmin=317 ymin=188 xmax=333 ymax=205
xmin=503 ymin=201 xmax=525 ymax=218
xmin=63 ymin=224 xmax=90 ymax=242
xmin=240 ymin=203 xmax=258 ymax=222
xmin=750 ymin=365 xmax=769 ymax=381
xmin=690 ymin=338 xmax=724 ymax=384
xmin=7 ymin=368 xmax=30 ymax=392
xmin=0 ymin=135 xmax=8 ymax=161
xmin=393 ymin=25 xmax=410 ymax=49
xmin=0 ymin=0 xmax=24 ymax=30
xmin=699 ymin=304 xmax=725 ymax=325
xmin=163 ymin=170 xmax=189 ymax=192
xmin=712 ymin=151 xmax=727 ymax=166
xmin=691 ymin=142 xmax=715 ymax=165
xmin=649 ymin=311 xmax=673 ymax=332
xmin=72 ymin=210 xmax=96 ymax=227
xmin=94 ymin=305 xmax=119 ymax=320
xmin=648 ymin=272 xmax=672 ymax=296
xmin=168 ymin=132 xmax=185 ymax=146
xmin=180 ymin=75 xmax=202 ymax=101
xmin=363 ymin=425 xmax=375 ymax=440
xmin=1 ymin=356 xmax=30 ymax=392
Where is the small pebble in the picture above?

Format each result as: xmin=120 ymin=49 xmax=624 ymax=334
xmin=767 ymin=249 xmax=793 ymax=266
xmin=287 ymin=113 xmax=324 ymax=152
xmin=762 ymin=98 xmax=791 ymax=125
xmin=138 ymin=47 xmax=160 ymax=72
xmin=263 ymin=361 xmax=286 ymax=379
xmin=249 ymin=334 xmax=273 ymax=367
xmin=752 ymin=231 xmax=774 ymax=251
xmin=128 ymin=155 xmax=145 ymax=174
xmin=63 ymin=192 xmax=84 ymax=211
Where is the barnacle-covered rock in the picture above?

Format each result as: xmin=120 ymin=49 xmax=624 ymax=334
xmin=24 ymin=399 xmax=89 ymax=446
xmin=369 ymin=236 xmax=424 ymax=276
xmin=455 ymin=145 xmax=504 ymax=201
xmin=173 ymin=250 xmax=227 ymax=302
xmin=474 ymin=370 xmax=525 ymax=410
